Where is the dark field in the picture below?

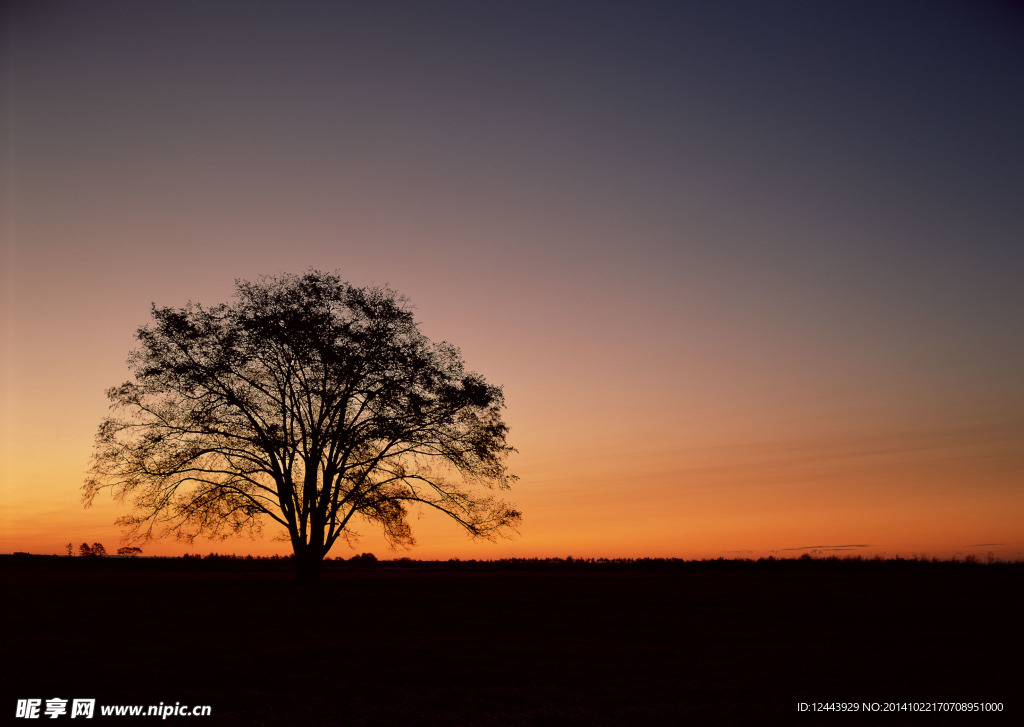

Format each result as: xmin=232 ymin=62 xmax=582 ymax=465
xmin=3 ymin=559 xmax=1020 ymax=725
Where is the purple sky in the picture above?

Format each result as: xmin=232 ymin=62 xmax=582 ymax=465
xmin=3 ymin=0 xmax=1023 ymax=559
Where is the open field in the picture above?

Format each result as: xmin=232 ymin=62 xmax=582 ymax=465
xmin=3 ymin=558 xmax=1020 ymax=725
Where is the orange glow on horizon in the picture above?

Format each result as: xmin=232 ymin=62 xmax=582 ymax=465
xmin=4 ymin=412 xmax=1022 ymax=562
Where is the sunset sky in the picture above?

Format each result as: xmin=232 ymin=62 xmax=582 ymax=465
xmin=3 ymin=0 xmax=1023 ymax=561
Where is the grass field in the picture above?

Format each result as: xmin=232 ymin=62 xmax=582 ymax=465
xmin=3 ymin=558 xmax=1019 ymax=725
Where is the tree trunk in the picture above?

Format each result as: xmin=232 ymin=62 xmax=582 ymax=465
xmin=294 ymin=546 xmax=322 ymax=585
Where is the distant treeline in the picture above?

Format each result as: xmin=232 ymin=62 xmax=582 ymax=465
xmin=378 ymin=553 xmax=1022 ymax=573
xmin=2 ymin=551 xmax=1020 ymax=573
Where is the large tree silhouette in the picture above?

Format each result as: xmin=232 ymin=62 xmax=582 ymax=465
xmin=84 ymin=271 xmax=519 ymax=582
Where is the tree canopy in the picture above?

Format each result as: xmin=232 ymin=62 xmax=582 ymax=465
xmin=84 ymin=271 xmax=519 ymax=581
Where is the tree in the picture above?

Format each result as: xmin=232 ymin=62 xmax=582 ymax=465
xmin=117 ymin=546 xmax=143 ymax=558
xmin=78 ymin=542 xmax=92 ymax=557
xmin=91 ymin=542 xmax=107 ymax=557
xmin=84 ymin=271 xmax=519 ymax=582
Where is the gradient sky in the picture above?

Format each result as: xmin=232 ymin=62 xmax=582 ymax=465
xmin=3 ymin=0 xmax=1023 ymax=561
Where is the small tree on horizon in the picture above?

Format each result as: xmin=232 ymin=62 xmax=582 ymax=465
xmin=84 ymin=271 xmax=519 ymax=582
xmin=78 ymin=542 xmax=92 ymax=557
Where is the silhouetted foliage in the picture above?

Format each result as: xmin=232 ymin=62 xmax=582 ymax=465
xmin=78 ymin=542 xmax=106 ymax=557
xmin=117 ymin=546 xmax=143 ymax=557
xmin=84 ymin=271 xmax=519 ymax=582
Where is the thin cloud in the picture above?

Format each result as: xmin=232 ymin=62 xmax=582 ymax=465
xmin=780 ymin=544 xmax=872 ymax=551
xmin=669 ymin=417 xmax=1024 ymax=488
